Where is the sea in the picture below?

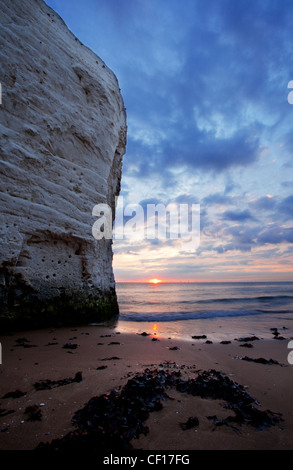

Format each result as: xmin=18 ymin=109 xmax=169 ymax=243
xmin=115 ymin=281 xmax=293 ymax=342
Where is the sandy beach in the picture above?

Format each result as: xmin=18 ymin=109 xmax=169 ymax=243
xmin=0 ymin=321 xmax=293 ymax=451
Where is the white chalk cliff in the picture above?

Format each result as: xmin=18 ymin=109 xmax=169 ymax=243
xmin=0 ymin=0 xmax=127 ymax=329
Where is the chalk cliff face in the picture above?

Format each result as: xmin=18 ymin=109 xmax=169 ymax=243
xmin=0 ymin=0 xmax=127 ymax=329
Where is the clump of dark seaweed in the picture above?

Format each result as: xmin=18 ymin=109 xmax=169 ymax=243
xmin=25 ymin=404 xmax=42 ymax=421
xmin=240 ymin=356 xmax=283 ymax=366
xmin=34 ymin=371 xmax=82 ymax=391
xmin=270 ymin=328 xmax=286 ymax=340
xmin=63 ymin=342 xmax=79 ymax=350
xmin=2 ymin=389 xmax=27 ymax=399
xmin=180 ymin=416 xmax=199 ymax=430
xmin=235 ymin=336 xmax=260 ymax=342
xmin=176 ymin=369 xmax=282 ymax=430
xmin=36 ymin=367 xmax=282 ymax=452
xmin=14 ymin=337 xmax=37 ymax=348
xmin=37 ymin=368 xmax=178 ymax=451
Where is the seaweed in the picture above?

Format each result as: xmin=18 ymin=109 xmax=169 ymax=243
xmin=33 ymin=371 xmax=82 ymax=391
xmin=37 ymin=367 xmax=282 ymax=452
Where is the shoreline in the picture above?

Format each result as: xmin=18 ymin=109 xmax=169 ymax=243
xmin=116 ymin=312 xmax=293 ymax=342
xmin=0 ymin=320 xmax=293 ymax=450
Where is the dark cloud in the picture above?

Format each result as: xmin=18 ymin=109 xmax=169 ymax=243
xmin=164 ymin=129 xmax=260 ymax=172
xmin=174 ymin=194 xmax=199 ymax=205
xmin=249 ymin=196 xmax=277 ymax=211
xmin=139 ymin=197 xmax=162 ymax=207
xmin=203 ymin=192 xmax=233 ymax=206
xmin=214 ymin=243 xmax=252 ymax=253
xmin=278 ymin=195 xmax=293 ymax=219
xmin=126 ymin=126 xmax=261 ymax=179
xmin=218 ymin=221 xmax=293 ymax=252
xmin=258 ymin=226 xmax=293 ymax=244
xmin=282 ymin=181 xmax=293 ymax=188
xmin=224 ymin=182 xmax=237 ymax=194
xmin=222 ymin=209 xmax=256 ymax=222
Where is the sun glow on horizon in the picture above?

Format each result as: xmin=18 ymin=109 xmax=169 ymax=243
xmin=149 ymin=278 xmax=162 ymax=284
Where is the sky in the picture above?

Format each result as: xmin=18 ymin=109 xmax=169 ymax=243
xmin=46 ymin=0 xmax=293 ymax=282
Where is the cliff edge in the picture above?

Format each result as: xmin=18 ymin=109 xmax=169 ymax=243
xmin=0 ymin=0 xmax=127 ymax=330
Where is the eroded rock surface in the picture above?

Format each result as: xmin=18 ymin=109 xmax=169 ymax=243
xmin=0 ymin=0 xmax=127 ymax=329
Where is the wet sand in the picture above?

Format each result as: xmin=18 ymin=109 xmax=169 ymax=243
xmin=0 ymin=323 xmax=293 ymax=451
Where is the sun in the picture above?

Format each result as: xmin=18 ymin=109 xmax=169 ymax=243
xmin=149 ymin=278 xmax=162 ymax=284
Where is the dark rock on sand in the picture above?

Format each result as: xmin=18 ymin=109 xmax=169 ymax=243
xmin=240 ymin=356 xmax=283 ymax=366
xmin=2 ymin=389 xmax=26 ymax=399
xmin=180 ymin=416 xmax=199 ymax=430
xmin=191 ymin=335 xmax=207 ymax=339
xmin=101 ymin=356 xmax=121 ymax=361
xmin=270 ymin=328 xmax=287 ymax=336
xmin=271 ymin=329 xmax=284 ymax=339
xmin=14 ymin=338 xmax=37 ymax=348
xmin=220 ymin=341 xmax=231 ymax=344
xmin=239 ymin=343 xmax=253 ymax=348
xmin=207 ymin=415 xmax=240 ymax=433
xmin=235 ymin=336 xmax=260 ymax=342
xmin=34 ymin=371 xmax=82 ymax=391
xmin=25 ymin=405 xmax=42 ymax=421
xmin=0 ymin=408 xmax=15 ymax=418
xmin=63 ymin=343 xmax=79 ymax=350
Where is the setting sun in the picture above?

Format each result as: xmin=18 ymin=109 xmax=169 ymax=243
xmin=149 ymin=278 xmax=162 ymax=284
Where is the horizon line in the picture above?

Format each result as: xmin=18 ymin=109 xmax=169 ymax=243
xmin=115 ymin=279 xmax=293 ymax=284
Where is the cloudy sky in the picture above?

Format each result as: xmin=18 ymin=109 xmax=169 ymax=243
xmin=46 ymin=0 xmax=293 ymax=282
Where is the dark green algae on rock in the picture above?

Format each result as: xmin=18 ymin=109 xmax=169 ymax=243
xmin=0 ymin=282 xmax=119 ymax=332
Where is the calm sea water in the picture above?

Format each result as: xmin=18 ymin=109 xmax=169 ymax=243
xmin=115 ymin=282 xmax=293 ymax=341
